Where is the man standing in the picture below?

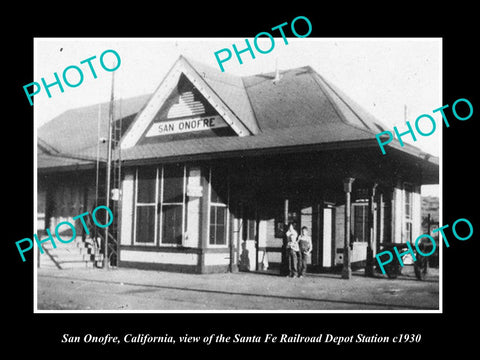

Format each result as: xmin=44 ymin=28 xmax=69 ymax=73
xmin=285 ymin=223 xmax=299 ymax=278
xmin=298 ymin=226 xmax=312 ymax=278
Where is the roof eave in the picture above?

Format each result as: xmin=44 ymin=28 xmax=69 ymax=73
xmin=120 ymin=138 xmax=382 ymax=167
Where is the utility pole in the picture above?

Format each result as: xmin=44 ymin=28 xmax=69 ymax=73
xmin=104 ymin=69 xmax=115 ymax=269
xmin=342 ymin=177 xmax=355 ymax=279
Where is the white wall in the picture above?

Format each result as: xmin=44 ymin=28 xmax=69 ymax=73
xmin=120 ymin=172 xmax=134 ymax=246
xmin=204 ymin=252 xmax=230 ymax=265
xmin=393 ymin=187 xmax=403 ymax=243
xmin=412 ymin=185 xmax=422 ymax=241
xmin=392 ymin=184 xmax=422 ymax=244
xmin=120 ymin=250 xmax=198 ymax=265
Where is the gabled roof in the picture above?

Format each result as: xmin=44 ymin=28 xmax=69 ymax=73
xmin=184 ymin=56 xmax=260 ymax=134
xmin=37 ymin=142 xmax=98 ymax=172
xmin=37 ymin=56 xmax=437 ymax=178
xmin=120 ymin=56 xmax=259 ymax=148
xmin=38 ymin=94 xmax=150 ymax=156
xmin=37 ymin=94 xmax=150 ymax=169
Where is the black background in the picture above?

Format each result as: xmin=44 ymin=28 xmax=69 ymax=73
xmin=6 ymin=6 xmax=478 ymax=355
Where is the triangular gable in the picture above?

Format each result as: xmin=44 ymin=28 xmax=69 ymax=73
xmin=137 ymin=74 xmax=236 ymax=144
xmin=121 ymin=56 xmax=253 ymax=149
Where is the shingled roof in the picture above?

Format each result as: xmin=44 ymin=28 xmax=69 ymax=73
xmin=37 ymin=56 xmax=436 ymax=172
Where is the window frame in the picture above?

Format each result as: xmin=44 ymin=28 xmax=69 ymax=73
xmin=132 ymin=165 xmax=187 ymax=247
xmin=404 ymin=183 xmax=414 ymax=243
xmin=159 ymin=165 xmax=187 ymax=246
xmin=242 ymin=217 xmax=256 ymax=242
xmin=133 ymin=167 xmax=159 ymax=246
xmin=207 ymin=167 xmax=229 ymax=248
xmin=351 ymin=201 xmax=368 ymax=243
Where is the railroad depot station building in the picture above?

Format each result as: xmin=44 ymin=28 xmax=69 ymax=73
xmin=37 ymin=55 xmax=439 ymax=275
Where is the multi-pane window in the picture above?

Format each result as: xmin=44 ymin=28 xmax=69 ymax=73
xmin=242 ymin=218 xmax=256 ymax=241
xmin=404 ymin=184 xmax=413 ymax=242
xmin=209 ymin=168 xmax=228 ymax=246
xmin=135 ymin=168 xmax=157 ymax=244
xmin=210 ymin=206 xmax=227 ymax=245
xmin=242 ymin=204 xmax=256 ymax=241
xmin=161 ymin=165 xmax=185 ymax=245
xmin=352 ymin=203 xmax=368 ymax=242
xmin=134 ymin=165 xmax=186 ymax=245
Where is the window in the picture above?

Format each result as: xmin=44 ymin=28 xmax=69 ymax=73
xmin=137 ymin=168 xmax=156 ymax=203
xmin=210 ymin=206 xmax=227 ymax=245
xmin=133 ymin=165 xmax=186 ymax=246
xmin=404 ymin=184 xmax=414 ymax=242
xmin=405 ymin=187 xmax=413 ymax=219
xmin=242 ymin=218 xmax=256 ymax=241
xmin=162 ymin=205 xmax=183 ymax=245
xmin=135 ymin=206 xmax=156 ymax=244
xmin=209 ymin=168 xmax=228 ymax=246
xmin=382 ymin=197 xmax=392 ymax=243
xmin=163 ymin=165 xmax=184 ymax=203
xmin=160 ymin=165 xmax=186 ymax=245
xmin=242 ymin=204 xmax=256 ymax=241
xmin=134 ymin=168 xmax=157 ymax=244
xmin=352 ymin=203 xmax=368 ymax=242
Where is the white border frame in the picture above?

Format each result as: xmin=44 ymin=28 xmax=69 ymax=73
xmin=33 ymin=37 xmax=443 ymax=314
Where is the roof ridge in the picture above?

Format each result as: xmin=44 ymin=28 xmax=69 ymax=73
xmin=182 ymin=56 xmax=261 ymax=135
xmin=181 ymin=55 xmax=245 ymax=89
xmin=317 ymin=72 xmax=373 ymax=131
xmin=309 ymin=70 xmax=379 ymax=136
xmin=240 ymin=76 xmax=262 ymax=133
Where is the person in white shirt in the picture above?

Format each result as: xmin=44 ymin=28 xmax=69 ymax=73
xmin=285 ymin=223 xmax=300 ymax=278
xmin=298 ymin=226 xmax=312 ymax=277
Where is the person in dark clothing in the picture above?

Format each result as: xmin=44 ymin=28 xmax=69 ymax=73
xmin=298 ymin=226 xmax=312 ymax=277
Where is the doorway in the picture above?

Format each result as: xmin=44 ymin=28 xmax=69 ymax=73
xmin=238 ymin=202 xmax=258 ymax=271
xmin=312 ymin=203 xmax=335 ymax=270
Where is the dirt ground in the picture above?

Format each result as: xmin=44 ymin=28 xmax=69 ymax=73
xmin=36 ymin=266 xmax=439 ymax=311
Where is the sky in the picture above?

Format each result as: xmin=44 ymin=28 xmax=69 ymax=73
xmin=34 ymin=38 xmax=441 ymax=196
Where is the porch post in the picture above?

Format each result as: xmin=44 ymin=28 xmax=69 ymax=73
xmin=377 ymin=191 xmax=384 ymax=254
xmin=342 ymin=177 xmax=355 ymax=279
xmin=282 ymin=198 xmax=289 ymax=275
xmin=365 ymin=183 xmax=378 ymax=277
xmin=284 ymin=199 xmax=289 ymax=226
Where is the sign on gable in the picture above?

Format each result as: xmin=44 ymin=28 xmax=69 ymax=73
xmin=138 ymin=74 xmax=233 ymax=144
xmin=145 ymin=115 xmax=227 ymax=137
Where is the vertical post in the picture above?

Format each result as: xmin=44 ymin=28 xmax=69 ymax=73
xmin=227 ymin=171 xmax=234 ymax=273
xmin=390 ymin=187 xmax=396 ymax=243
xmin=378 ymin=191 xmax=384 ymax=252
xmin=94 ymin=104 xmax=101 ymax=254
xmin=426 ymin=213 xmax=431 ymax=273
xmin=282 ymin=198 xmax=289 ymax=275
xmin=198 ymin=167 xmax=210 ymax=273
xmin=104 ymin=70 xmax=115 ymax=269
xmin=365 ymin=183 xmax=377 ymax=277
xmin=342 ymin=178 xmax=355 ymax=279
